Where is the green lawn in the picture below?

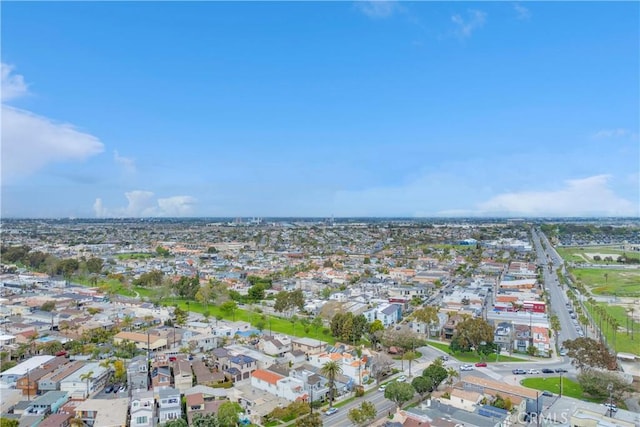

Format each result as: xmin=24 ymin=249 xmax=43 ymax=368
xmin=571 ymin=268 xmax=640 ymax=297
xmin=168 ymin=299 xmax=337 ymax=344
xmin=520 ymin=377 xmax=602 ymax=402
xmin=427 ymin=341 xmax=526 ymax=363
xmin=585 ymin=303 xmax=639 ymax=356
xmin=115 ymin=252 xmax=154 ymax=260
xmin=556 ymin=246 xmax=640 ymax=265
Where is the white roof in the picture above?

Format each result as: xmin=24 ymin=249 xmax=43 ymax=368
xmin=0 ymin=355 xmax=55 ymax=377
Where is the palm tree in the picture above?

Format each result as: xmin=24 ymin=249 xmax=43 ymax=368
xmin=445 ymin=367 xmax=459 ymax=387
xmin=79 ymin=370 xmax=94 ymax=399
xmin=403 ymin=351 xmax=419 ymax=378
xmin=320 ymin=361 xmax=343 ymax=408
xmin=610 ymin=319 xmax=620 ymax=351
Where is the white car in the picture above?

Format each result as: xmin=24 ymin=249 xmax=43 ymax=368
xmin=378 ymin=384 xmax=387 ymax=392
xmin=396 ymin=375 xmax=407 ymax=382
xmin=460 ymin=364 xmax=474 ymax=371
xmin=528 ymin=369 xmax=540 ymax=374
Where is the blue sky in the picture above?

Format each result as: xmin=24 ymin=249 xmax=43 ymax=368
xmin=2 ymin=1 xmax=638 ymax=218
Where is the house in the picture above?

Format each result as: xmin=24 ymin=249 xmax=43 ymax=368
xmin=75 ymin=397 xmax=129 ymax=427
xmin=377 ymin=303 xmax=403 ymax=327
xmin=210 ymin=347 xmax=232 ymax=371
xmin=173 ymin=360 xmax=193 ymax=394
xmin=191 ymin=360 xmax=224 ymax=386
xmin=60 ymin=362 xmax=110 ymax=399
xmin=228 ymin=355 xmax=257 ymax=382
xmin=130 ymin=389 xmax=156 ymax=427
xmin=16 ymin=356 xmax=69 ymax=396
xmin=26 ymin=391 xmax=69 ymax=416
xmin=127 ymin=356 xmax=149 ymax=391
xmin=0 ymin=355 xmax=55 ymax=386
xmin=151 ymin=366 xmax=172 ymax=394
xmin=443 ymin=389 xmax=483 ymax=412
xmin=442 ymin=315 xmax=464 ymax=340
xmin=38 ymin=361 xmax=84 ymax=392
xmin=38 ymin=413 xmax=73 ymax=427
xmin=113 ymin=331 xmax=167 ymax=352
xmin=259 ymin=336 xmax=291 ymax=357
xmin=291 ymin=337 xmax=326 ymax=355
xmin=185 ymin=392 xmax=224 ymax=425
xmin=188 ymin=333 xmax=219 ymax=353
xmin=158 ymin=388 xmax=182 ymax=424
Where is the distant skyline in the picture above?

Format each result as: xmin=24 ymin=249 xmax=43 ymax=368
xmin=2 ymin=1 xmax=639 ymax=218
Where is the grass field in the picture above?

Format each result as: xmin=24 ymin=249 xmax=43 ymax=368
xmin=427 ymin=341 xmax=526 ymax=363
xmin=168 ymin=299 xmax=337 ymax=344
xmin=556 ymin=246 xmax=640 ymax=264
xmin=115 ymin=252 xmax=154 ymax=260
xmin=585 ymin=303 xmax=640 ymax=356
xmin=520 ymin=377 xmax=602 ymax=402
xmin=571 ymin=268 xmax=640 ymax=297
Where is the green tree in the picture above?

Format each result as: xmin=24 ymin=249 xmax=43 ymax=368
xmin=195 ymin=282 xmax=215 ymax=310
xmin=577 ymin=369 xmax=633 ymax=402
xmin=564 ymin=337 xmax=617 ymax=370
xmin=294 ymin=412 xmax=322 ymax=427
xmin=176 ymin=276 xmax=200 ymax=300
xmin=411 ymin=306 xmax=439 ymax=337
xmin=220 ymin=301 xmax=238 ymax=321
xmin=86 ymin=257 xmax=104 ymax=274
xmin=0 ymin=418 xmax=19 ymax=427
xmin=311 ymin=316 xmax=324 ymax=338
xmin=173 ymin=306 xmax=189 ymax=327
xmin=384 ymin=381 xmax=415 ymax=410
xmin=247 ymin=283 xmax=266 ymax=302
xmin=403 ymin=351 xmax=420 ymax=377
xmin=79 ymin=370 xmax=94 ymax=398
xmin=445 ymin=367 xmax=459 ymax=387
xmin=411 ymin=376 xmax=433 ymax=401
xmin=422 ymin=361 xmax=448 ymax=391
xmin=191 ymin=413 xmax=220 ymax=427
xmin=164 ymin=419 xmax=188 ymax=427
xmin=320 ymin=360 xmax=343 ymax=407
xmin=347 ymin=401 xmax=376 ymax=426
xmin=40 ymin=301 xmax=56 ymax=312
xmin=450 ymin=317 xmax=494 ymax=354
xmin=217 ymin=401 xmax=241 ymax=427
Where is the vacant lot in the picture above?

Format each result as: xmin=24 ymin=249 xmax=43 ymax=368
xmin=556 ymin=246 xmax=640 ymax=264
xmin=572 ymin=268 xmax=640 ymax=297
xmin=520 ymin=377 xmax=602 ymax=402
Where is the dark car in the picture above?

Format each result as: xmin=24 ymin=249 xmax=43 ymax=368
xmin=541 ymin=391 xmax=553 ymax=397
xmin=555 ymin=368 xmax=568 ymax=373
xmin=104 ymin=385 xmax=114 ymax=393
xmin=542 ymin=368 xmax=555 ymax=374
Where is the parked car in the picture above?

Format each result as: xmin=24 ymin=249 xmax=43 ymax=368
xmin=555 ymin=368 xmax=568 ymax=373
xmin=378 ymin=384 xmax=387 ymax=392
xmin=460 ymin=364 xmax=474 ymax=371
xmin=118 ymin=384 xmax=127 ymax=393
xmin=396 ymin=375 xmax=407 ymax=382
xmin=512 ymin=369 xmax=527 ymax=375
xmin=475 ymin=362 xmax=487 ymax=367
xmin=527 ymin=369 xmax=540 ymax=374
xmin=325 ymin=407 xmax=339 ymax=416
xmin=542 ymin=390 xmax=553 ymax=397
xmin=559 ymin=349 xmax=567 ymax=356
xmin=104 ymin=385 xmax=114 ymax=394
xmin=603 ymin=403 xmax=618 ymax=412
xmin=541 ymin=368 xmax=555 ymax=374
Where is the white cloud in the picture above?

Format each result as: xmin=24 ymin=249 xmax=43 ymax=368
xmin=355 ymin=0 xmax=401 ymax=19
xmin=93 ymin=190 xmax=197 ymax=217
xmin=113 ymin=150 xmax=136 ymax=174
xmin=451 ymin=9 xmax=487 ymax=38
xmin=1 ymin=63 xmax=104 ymax=181
xmin=513 ymin=3 xmax=531 ymax=20
xmin=2 ymin=106 xmax=104 ymax=180
xmin=592 ymin=128 xmax=635 ymax=139
xmin=476 ymin=175 xmax=638 ymax=217
xmin=1 ymin=63 xmax=28 ymax=101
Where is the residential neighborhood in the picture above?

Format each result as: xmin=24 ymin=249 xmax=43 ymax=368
xmin=1 ymin=218 xmax=639 ymax=427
